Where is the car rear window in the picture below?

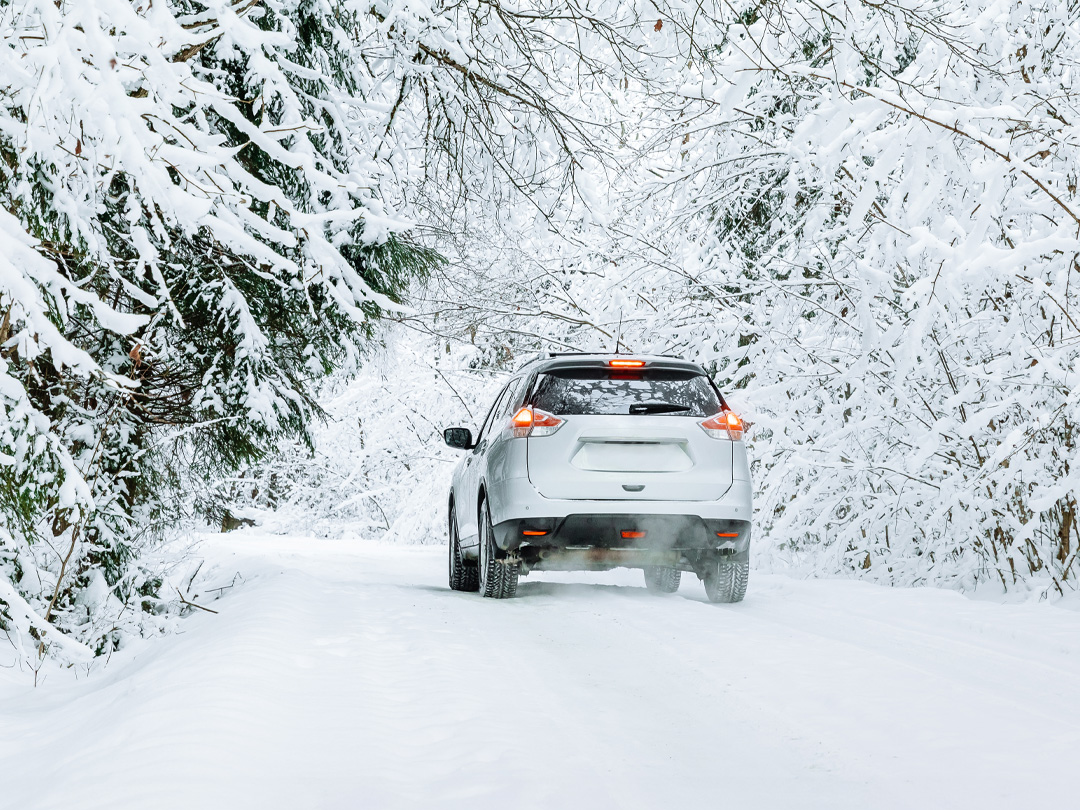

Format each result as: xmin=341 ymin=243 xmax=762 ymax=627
xmin=530 ymin=367 xmax=720 ymax=417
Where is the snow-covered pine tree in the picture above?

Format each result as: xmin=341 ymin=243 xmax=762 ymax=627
xmin=0 ymin=0 xmax=436 ymax=659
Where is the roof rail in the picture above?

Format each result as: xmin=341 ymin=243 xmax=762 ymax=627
xmin=516 ymin=351 xmax=690 ymax=370
xmin=546 ymin=351 xmax=688 ymax=360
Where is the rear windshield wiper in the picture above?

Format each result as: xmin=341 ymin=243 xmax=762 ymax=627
xmin=628 ymin=403 xmax=692 ymax=415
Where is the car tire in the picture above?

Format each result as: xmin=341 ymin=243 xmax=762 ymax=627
xmin=478 ymin=497 xmax=519 ymax=599
xmin=704 ymin=559 xmax=749 ymax=603
xmin=643 ymin=566 xmax=681 ymax=593
xmin=448 ymin=506 xmax=478 ymax=592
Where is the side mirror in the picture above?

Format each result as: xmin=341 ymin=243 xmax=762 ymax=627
xmin=443 ymin=427 xmax=474 ymax=450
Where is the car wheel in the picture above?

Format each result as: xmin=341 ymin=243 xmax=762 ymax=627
xmin=703 ymin=559 xmax=749 ymax=603
xmin=643 ymin=566 xmax=681 ymax=593
xmin=478 ymin=497 xmax=519 ymax=599
xmin=448 ymin=506 xmax=478 ymax=592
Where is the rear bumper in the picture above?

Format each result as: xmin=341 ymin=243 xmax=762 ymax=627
xmin=478 ymin=476 xmax=750 ymax=574
xmin=493 ymin=513 xmax=751 ymax=555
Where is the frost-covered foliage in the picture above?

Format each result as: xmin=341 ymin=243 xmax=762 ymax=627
xmin=283 ymin=0 xmax=1080 ymax=596
xmin=5 ymin=0 xmax=1078 ymax=666
xmin=0 ymin=0 xmax=439 ymax=660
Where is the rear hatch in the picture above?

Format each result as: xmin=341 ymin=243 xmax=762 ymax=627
xmin=525 ymin=363 xmax=733 ymax=501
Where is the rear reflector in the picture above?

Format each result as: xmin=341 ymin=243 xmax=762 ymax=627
xmin=621 ymin=530 xmax=646 ymax=539
xmin=608 ymin=359 xmax=646 ymax=368
xmin=716 ymin=532 xmax=739 ymax=538
xmin=522 ymin=530 xmax=548 ymax=536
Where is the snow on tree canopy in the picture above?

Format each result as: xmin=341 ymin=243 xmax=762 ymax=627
xmin=0 ymin=0 xmax=436 ymax=661
xmin=3 ymin=0 xmax=1079 ymax=664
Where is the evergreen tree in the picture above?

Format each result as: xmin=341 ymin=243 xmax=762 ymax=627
xmin=0 ymin=0 xmax=436 ymax=658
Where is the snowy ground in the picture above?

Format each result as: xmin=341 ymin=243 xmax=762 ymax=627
xmin=2 ymin=535 xmax=1079 ymax=809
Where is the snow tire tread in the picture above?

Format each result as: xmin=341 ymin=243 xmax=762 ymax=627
xmin=479 ymin=499 xmax=519 ymax=599
xmin=448 ymin=508 xmax=479 ymax=592
xmin=704 ymin=560 xmax=749 ymax=603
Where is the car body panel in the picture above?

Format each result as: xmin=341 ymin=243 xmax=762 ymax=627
xmin=453 ymin=374 xmax=529 ymax=548
xmin=526 ymin=414 xmax=733 ymax=501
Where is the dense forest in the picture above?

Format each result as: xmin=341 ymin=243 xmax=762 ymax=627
xmin=2 ymin=0 xmax=1078 ymax=662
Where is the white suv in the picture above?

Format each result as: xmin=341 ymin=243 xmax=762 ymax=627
xmin=443 ymin=354 xmax=752 ymax=601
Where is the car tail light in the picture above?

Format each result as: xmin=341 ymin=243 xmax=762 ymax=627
xmin=609 ymin=359 xmax=646 ymax=368
xmin=510 ymin=407 xmax=564 ymax=438
xmin=700 ymin=411 xmax=744 ymax=441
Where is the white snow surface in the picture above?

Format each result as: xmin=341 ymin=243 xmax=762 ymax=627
xmin=2 ymin=534 xmax=1078 ymax=809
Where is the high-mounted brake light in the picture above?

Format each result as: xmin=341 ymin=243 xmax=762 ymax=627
xmin=510 ymin=407 xmax=564 ymax=438
xmin=621 ymin=530 xmax=646 ymax=539
xmin=700 ymin=410 xmax=744 ymax=441
xmin=522 ymin=529 xmax=548 ymax=537
xmin=716 ymin=532 xmax=740 ymax=538
xmin=608 ymin=359 xmax=646 ymax=368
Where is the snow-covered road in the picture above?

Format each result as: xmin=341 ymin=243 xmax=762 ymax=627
xmin=3 ymin=535 xmax=1078 ymax=809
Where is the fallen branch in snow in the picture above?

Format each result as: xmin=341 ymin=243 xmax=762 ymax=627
xmin=205 ymin=573 xmax=245 ymax=597
xmin=175 ymin=588 xmax=219 ymax=615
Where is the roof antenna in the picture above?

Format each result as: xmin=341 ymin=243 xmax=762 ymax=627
xmin=614 ymin=310 xmax=623 ymax=354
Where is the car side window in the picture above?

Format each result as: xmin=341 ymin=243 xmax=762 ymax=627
xmin=475 ymin=382 xmax=510 ymax=446
xmin=517 ymin=373 xmax=537 ymax=408
xmin=499 ymin=377 xmax=524 ymax=419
